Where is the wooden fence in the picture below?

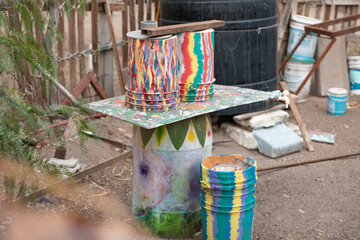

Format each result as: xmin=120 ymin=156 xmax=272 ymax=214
xmin=53 ymin=0 xmax=158 ymax=103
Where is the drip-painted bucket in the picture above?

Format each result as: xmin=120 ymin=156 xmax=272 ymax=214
xmin=283 ymin=59 xmax=314 ymax=102
xmin=132 ymin=115 xmax=213 ymax=238
xmin=328 ymin=88 xmax=348 ymax=115
xmin=200 ymin=154 xmax=257 ymax=240
xmin=286 ymin=15 xmax=321 ymax=61
xmin=126 ymin=30 xmax=179 ymax=111
xmin=177 ymin=29 xmax=215 ymax=102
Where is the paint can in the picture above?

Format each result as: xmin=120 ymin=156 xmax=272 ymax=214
xmin=327 ymin=88 xmax=348 ymax=115
xmin=177 ymin=29 xmax=215 ymax=102
xmin=200 ymin=154 xmax=257 ymax=240
xmin=283 ymin=59 xmax=314 ymax=102
xmin=132 ymin=115 xmax=213 ymax=238
xmin=126 ymin=30 xmax=179 ymax=111
xmin=286 ymin=15 xmax=321 ymax=61
xmin=347 ymin=56 xmax=360 ymax=95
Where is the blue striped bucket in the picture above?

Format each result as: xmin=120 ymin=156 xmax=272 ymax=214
xmin=328 ymin=88 xmax=348 ymax=115
xmin=349 ymin=69 xmax=360 ymax=94
xmin=200 ymin=154 xmax=257 ymax=240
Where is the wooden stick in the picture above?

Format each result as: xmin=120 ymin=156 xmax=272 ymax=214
xmin=280 ymin=81 xmax=314 ymax=152
xmin=92 ymin=0 xmax=99 ymax=74
xmin=258 ymin=152 xmax=360 ymax=172
xmin=62 ymin=73 xmax=92 ymax=106
xmin=88 ymin=72 xmax=109 ymax=99
xmin=104 ymin=0 xmax=126 ymax=95
xmin=7 ymin=151 xmax=133 ymax=204
xmin=141 ymin=20 xmax=225 ymax=36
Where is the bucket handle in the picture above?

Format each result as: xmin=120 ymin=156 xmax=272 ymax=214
xmin=296 ymin=3 xmax=321 ymax=20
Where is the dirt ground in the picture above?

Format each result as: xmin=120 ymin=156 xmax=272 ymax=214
xmin=1 ymin=94 xmax=360 ymax=240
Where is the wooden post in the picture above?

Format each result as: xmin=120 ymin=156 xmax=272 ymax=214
xmin=138 ymin=0 xmax=144 ymax=27
xmin=58 ymin=0 xmax=66 ymax=93
xmin=105 ymin=0 xmax=125 ymax=94
xmin=146 ymin=0 xmax=151 ymax=20
xmin=98 ymin=3 xmax=114 ymax=97
xmin=78 ymin=9 xmax=90 ymax=99
xmin=129 ymin=0 xmax=135 ymax=30
xmin=69 ymin=3 xmax=77 ymax=90
xmin=92 ymin=0 xmax=99 ymax=75
xmin=122 ymin=0 xmax=128 ymax=68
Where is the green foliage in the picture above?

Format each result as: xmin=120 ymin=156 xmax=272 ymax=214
xmin=0 ymin=0 xmax=91 ymax=200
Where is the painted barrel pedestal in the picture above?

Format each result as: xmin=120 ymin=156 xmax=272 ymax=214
xmin=132 ymin=114 xmax=213 ymax=238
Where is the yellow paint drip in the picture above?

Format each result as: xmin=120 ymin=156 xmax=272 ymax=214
xmin=187 ymin=33 xmax=199 ymax=84
xmin=202 ymin=168 xmax=214 ymax=239
xmin=230 ymin=171 xmax=245 ymax=239
xmin=188 ymin=122 xmax=195 ymax=142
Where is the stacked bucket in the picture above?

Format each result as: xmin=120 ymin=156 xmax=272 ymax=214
xmin=284 ymin=15 xmax=321 ymax=102
xmin=126 ymin=24 xmax=180 ymax=112
xmin=347 ymin=56 xmax=360 ymax=95
xmin=200 ymin=154 xmax=257 ymax=240
xmin=177 ymin=29 xmax=215 ymax=102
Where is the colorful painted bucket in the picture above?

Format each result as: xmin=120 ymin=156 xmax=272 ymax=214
xmin=286 ymin=15 xmax=321 ymax=61
xmin=127 ymin=32 xmax=178 ymax=94
xmin=180 ymin=88 xmax=214 ymax=96
xmin=177 ymin=29 xmax=214 ymax=85
xmin=200 ymin=154 xmax=257 ymax=240
xmin=328 ymin=88 xmax=348 ymax=115
xmin=132 ymin=115 xmax=213 ymax=238
xmin=180 ymin=79 xmax=215 ymax=91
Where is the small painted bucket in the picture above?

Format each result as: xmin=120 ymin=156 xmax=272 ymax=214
xmin=200 ymin=154 xmax=257 ymax=240
xmin=328 ymin=88 xmax=348 ymax=115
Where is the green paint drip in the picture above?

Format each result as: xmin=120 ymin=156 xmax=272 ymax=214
xmin=172 ymin=164 xmax=189 ymax=203
xmin=193 ymin=34 xmax=204 ymax=83
xmin=134 ymin=209 xmax=202 ymax=238
xmin=155 ymin=126 xmax=166 ymax=147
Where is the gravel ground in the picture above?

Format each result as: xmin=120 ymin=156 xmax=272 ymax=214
xmin=1 ymin=95 xmax=359 ymax=240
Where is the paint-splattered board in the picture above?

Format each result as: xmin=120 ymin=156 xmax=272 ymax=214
xmin=87 ymin=85 xmax=281 ymax=129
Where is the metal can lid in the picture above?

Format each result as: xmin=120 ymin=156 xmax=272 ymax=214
xmin=126 ymin=30 xmax=172 ymax=40
xmin=328 ymin=87 xmax=348 ymax=96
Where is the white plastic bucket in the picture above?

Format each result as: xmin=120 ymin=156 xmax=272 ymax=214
xmin=286 ymin=15 xmax=322 ymax=61
xmin=328 ymin=88 xmax=348 ymax=115
xmin=283 ymin=60 xmax=314 ymax=102
xmin=348 ymin=69 xmax=360 ymax=95
xmin=347 ymin=56 xmax=360 ymax=69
